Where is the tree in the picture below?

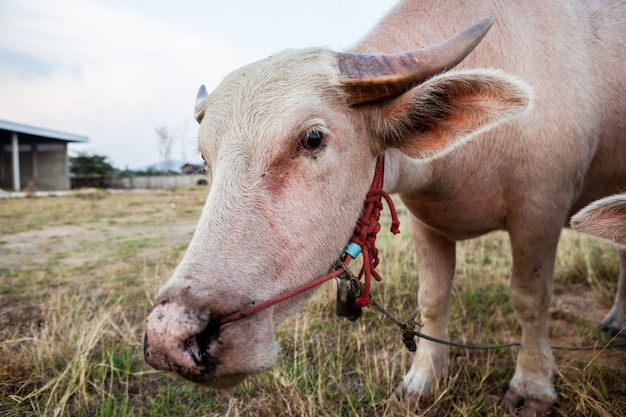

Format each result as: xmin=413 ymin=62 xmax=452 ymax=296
xmin=69 ymin=152 xmax=116 ymax=178
xmin=155 ymin=120 xmax=196 ymax=171
xmin=155 ymin=124 xmax=174 ymax=173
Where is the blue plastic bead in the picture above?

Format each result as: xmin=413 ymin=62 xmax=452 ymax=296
xmin=344 ymin=242 xmax=362 ymax=258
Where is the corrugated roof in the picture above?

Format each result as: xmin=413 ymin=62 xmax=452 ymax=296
xmin=0 ymin=119 xmax=88 ymax=143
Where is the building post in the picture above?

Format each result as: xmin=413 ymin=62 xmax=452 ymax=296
xmin=32 ymin=143 xmax=38 ymax=179
xmin=11 ymin=132 xmax=20 ymax=191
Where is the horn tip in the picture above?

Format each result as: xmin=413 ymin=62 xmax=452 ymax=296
xmin=480 ymin=13 xmax=497 ymax=29
xmin=195 ymin=84 xmax=208 ymax=123
xmin=197 ymin=84 xmax=208 ymax=97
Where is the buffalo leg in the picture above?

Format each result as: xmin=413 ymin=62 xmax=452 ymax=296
xmin=397 ymin=214 xmax=456 ymax=398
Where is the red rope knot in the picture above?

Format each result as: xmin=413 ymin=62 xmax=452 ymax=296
xmin=347 ymin=156 xmax=400 ymax=307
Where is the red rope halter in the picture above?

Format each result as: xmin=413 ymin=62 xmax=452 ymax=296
xmin=345 ymin=155 xmax=400 ymax=306
xmin=221 ymin=155 xmax=400 ymax=324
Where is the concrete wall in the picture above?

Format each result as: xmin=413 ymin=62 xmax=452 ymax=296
xmin=0 ymin=142 xmax=69 ymax=191
xmin=112 ymin=174 xmax=208 ymax=189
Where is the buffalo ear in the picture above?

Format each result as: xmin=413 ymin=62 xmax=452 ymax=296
xmin=367 ymin=69 xmax=532 ymax=159
xmin=571 ymin=194 xmax=626 ymax=248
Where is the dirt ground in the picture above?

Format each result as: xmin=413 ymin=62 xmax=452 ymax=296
xmin=0 ymin=221 xmax=196 ymax=271
xmin=0 ymin=189 xmax=204 ymax=335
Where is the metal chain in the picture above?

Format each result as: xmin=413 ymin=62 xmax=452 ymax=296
xmin=342 ymin=268 xmax=626 ymax=352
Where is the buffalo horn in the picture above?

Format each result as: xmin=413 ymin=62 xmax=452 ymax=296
xmin=337 ymin=13 xmax=496 ymax=105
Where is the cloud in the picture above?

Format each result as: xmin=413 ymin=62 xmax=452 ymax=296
xmin=0 ymin=0 xmax=233 ymax=168
xmin=1 ymin=0 xmax=235 ymax=106
xmin=0 ymin=0 xmax=397 ymax=169
xmin=0 ymin=48 xmax=60 ymax=80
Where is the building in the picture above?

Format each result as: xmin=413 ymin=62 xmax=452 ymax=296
xmin=0 ymin=120 xmax=88 ymax=191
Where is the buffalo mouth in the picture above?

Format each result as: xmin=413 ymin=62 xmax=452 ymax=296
xmin=144 ymin=309 xmax=248 ymax=388
xmin=195 ymin=372 xmax=248 ymax=389
xmin=180 ymin=317 xmax=251 ymax=388
xmin=144 ymin=296 xmax=280 ymax=390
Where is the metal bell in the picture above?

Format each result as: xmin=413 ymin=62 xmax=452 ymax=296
xmin=335 ymin=274 xmax=362 ymax=321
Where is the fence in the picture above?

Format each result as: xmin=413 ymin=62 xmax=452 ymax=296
xmin=71 ymin=174 xmax=208 ymax=190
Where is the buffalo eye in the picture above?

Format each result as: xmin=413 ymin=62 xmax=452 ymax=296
xmin=301 ymin=129 xmax=325 ymax=150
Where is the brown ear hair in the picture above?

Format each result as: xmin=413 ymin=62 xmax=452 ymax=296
xmin=366 ymin=69 xmax=532 ymax=159
xmin=571 ymin=194 xmax=626 ymax=248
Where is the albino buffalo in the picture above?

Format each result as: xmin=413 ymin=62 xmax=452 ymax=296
xmin=144 ymin=1 xmax=626 ymax=415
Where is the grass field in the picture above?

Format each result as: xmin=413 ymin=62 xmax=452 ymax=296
xmin=1 ymin=186 xmax=625 ymax=416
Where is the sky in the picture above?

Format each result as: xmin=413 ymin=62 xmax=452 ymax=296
xmin=0 ymin=0 xmax=397 ymax=170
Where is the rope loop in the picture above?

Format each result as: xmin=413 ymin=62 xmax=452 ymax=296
xmin=349 ymin=156 xmax=400 ymax=307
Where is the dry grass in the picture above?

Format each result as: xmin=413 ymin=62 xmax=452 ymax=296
xmin=1 ymin=187 xmax=624 ymax=416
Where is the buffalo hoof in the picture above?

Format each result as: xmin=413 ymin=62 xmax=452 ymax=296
xmin=594 ymin=322 xmax=626 ymax=339
xmin=392 ymin=384 xmax=431 ymax=411
xmin=392 ymin=384 xmax=405 ymax=401
xmin=503 ymin=388 xmax=554 ymax=417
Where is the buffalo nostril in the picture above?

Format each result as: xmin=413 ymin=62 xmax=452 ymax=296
xmin=184 ymin=316 xmax=223 ymax=372
xmin=184 ymin=336 xmax=202 ymax=366
xmin=143 ymin=334 xmax=150 ymax=359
